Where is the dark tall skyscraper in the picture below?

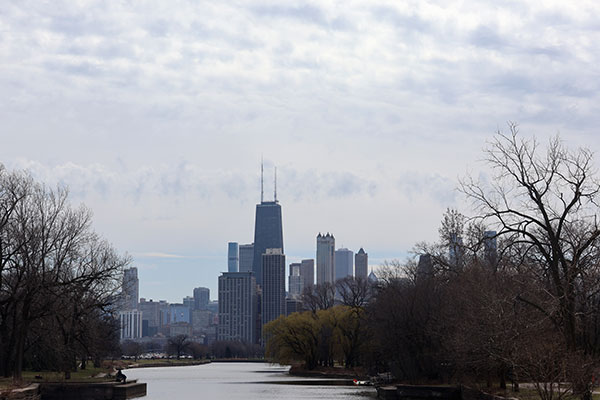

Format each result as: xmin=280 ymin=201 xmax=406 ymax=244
xmin=261 ymin=248 xmax=286 ymax=327
xmin=355 ymin=248 xmax=368 ymax=280
xmin=252 ymin=164 xmax=284 ymax=287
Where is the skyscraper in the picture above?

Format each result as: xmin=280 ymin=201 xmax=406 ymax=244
xmin=182 ymin=296 xmax=194 ymax=310
xmin=218 ymin=271 xmax=257 ymax=343
xmin=484 ymin=230 xmax=498 ymax=267
xmin=253 ymin=201 xmax=284 ymax=287
xmin=355 ymin=248 xmax=368 ymax=280
xmin=335 ymin=248 xmax=354 ymax=281
xmin=193 ymin=287 xmax=210 ymax=310
xmin=228 ymin=242 xmax=239 ymax=272
xmin=316 ymin=233 xmax=335 ymax=285
xmin=122 ymin=267 xmax=139 ymax=310
xmin=261 ymin=248 xmax=286 ymax=327
xmin=288 ymin=263 xmax=302 ymax=298
xmin=119 ymin=310 xmax=142 ymax=340
xmin=300 ymin=259 xmax=314 ymax=289
xmin=239 ymin=243 xmax=254 ymax=273
xmin=417 ymin=253 xmax=434 ymax=278
xmin=449 ymin=233 xmax=464 ymax=268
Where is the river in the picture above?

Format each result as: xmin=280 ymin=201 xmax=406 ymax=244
xmin=125 ymin=362 xmax=377 ymax=399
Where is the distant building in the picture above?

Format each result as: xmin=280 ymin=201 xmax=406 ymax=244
xmin=449 ymin=233 xmax=464 ymax=268
xmin=207 ymin=300 xmax=219 ymax=314
xmin=218 ymin=271 xmax=257 ymax=343
xmin=355 ymin=248 xmax=368 ymax=280
xmin=286 ymin=297 xmax=303 ymax=316
xmin=122 ymin=267 xmax=139 ymax=310
xmin=169 ymin=322 xmax=192 ymax=337
xmin=368 ymin=270 xmax=378 ymax=284
xmin=139 ymin=298 xmax=161 ymax=337
xmin=183 ymin=296 xmax=194 ymax=310
xmin=228 ymin=242 xmax=239 ymax=272
xmin=193 ymin=287 xmax=210 ymax=310
xmin=169 ymin=304 xmax=190 ymax=324
xmin=417 ymin=254 xmax=434 ymax=278
xmin=192 ymin=309 xmax=213 ymax=335
xmin=335 ymin=248 xmax=354 ymax=281
xmin=484 ymin=230 xmax=498 ymax=267
xmin=158 ymin=300 xmax=170 ymax=326
xmin=253 ymin=201 xmax=284 ymax=287
xmin=261 ymin=248 xmax=286 ymax=327
xmin=300 ymin=259 xmax=314 ymax=289
xmin=239 ymin=243 xmax=254 ymax=273
xmin=288 ymin=263 xmax=302 ymax=298
xmin=316 ymin=233 xmax=335 ymax=285
xmin=119 ymin=310 xmax=142 ymax=340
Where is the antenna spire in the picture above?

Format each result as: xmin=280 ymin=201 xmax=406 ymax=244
xmin=260 ymin=157 xmax=264 ymax=203
xmin=274 ymin=166 xmax=277 ymax=202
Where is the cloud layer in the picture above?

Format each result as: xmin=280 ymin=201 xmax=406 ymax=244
xmin=2 ymin=0 xmax=599 ymax=301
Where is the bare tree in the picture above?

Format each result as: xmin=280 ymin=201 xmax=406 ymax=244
xmin=167 ymin=335 xmax=190 ymax=359
xmin=0 ymin=168 xmax=128 ymax=382
xmin=461 ymin=124 xmax=600 ymax=398
xmin=335 ymin=277 xmax=372 ymax=310
xmin=300 ymin=282 xmax=335 ymax=313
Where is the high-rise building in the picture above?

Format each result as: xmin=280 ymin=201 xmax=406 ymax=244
xmin=193 ymin=287 xmax=210 ymax=310
xmin=183 ymin=296 xmax=194 ymax=310
xmin=300 ymin=259 xmax=314 ymax=289
xmin=368 ymin=270 xmax=378 ymax=284
xmin=484 ymin=230 xmax=498 ymax=267
xmin=355 ymin=248 xmax=368 ymax=280
xmin=253 ymin=201 xmax=284 ymax=287
xmin=417 ymin=253 xmax=434 ymax=278
xmin=218 ymin=271 xmax=257 ymax=343
xmin=449 ymin=233 xmax=464 ymax=268
xmin=239 ymin=243 xmax=254 ymax=273
xmin=228 ymin=242 xmax=239 ymax=273
xmin=122 ymin=267 xmax=139 ymax=310
xmin=119 ymin=310 xmax=142 ymax=340
xmin=286 ymin=298 xmax=303 ymax=316
xmin=335 ymin=248 xmax=354 ymax=281
xmin=261 ymin=248 xmax=286 ymax=327
xmin=169 ymin=304 xmax=190 ymax=324
xmin=192 ymin=309 xmax=213 ymax=335
xmin=316 ymin=233 xmax=335 ymax=285
xmin=139 ymin=298 xmax=161 ymax=337
xmin=288 ymin=263 xmax=302 ymax=298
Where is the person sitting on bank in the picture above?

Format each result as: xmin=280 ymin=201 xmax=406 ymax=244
xmin=116 ymin=369 xmax=127 ymax=383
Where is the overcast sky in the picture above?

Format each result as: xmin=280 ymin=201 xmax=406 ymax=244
xmin=2 ymin=1 xmax=600 ymax=302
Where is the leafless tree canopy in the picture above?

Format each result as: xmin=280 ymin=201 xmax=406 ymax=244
xmin=0 ymin=166 xmax=129 ymax=382
xmin=461 ymin=124 xmax=600 ymax=354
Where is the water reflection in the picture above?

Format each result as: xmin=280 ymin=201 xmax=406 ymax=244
xmin=125 ymin=362 xmax=376 ymax=399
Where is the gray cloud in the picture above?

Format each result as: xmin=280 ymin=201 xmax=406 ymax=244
xmin=3 ymin=0 xmax=600 ymax=301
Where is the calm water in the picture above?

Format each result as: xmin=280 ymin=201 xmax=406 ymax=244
xmin=125 ymin=362 xmax=377 ymax=400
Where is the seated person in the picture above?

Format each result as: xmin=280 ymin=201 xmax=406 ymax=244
xmin=115 ymin=369 xmax=127 ymax=383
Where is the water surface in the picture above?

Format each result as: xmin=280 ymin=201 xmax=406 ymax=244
xmin=125 ymin=362 xmax=376 ymax=399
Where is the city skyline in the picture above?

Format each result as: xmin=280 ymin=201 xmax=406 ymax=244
xmin=3 ymin=1 xmax=600 ymax=303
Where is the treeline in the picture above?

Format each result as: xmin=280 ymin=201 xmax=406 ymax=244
xmin=265 ymin=129 xmax=600 ymax=400
xmin=122 ymin=335 xmax=263 ymax=360
xmin=0 ymin=166 xmax=128 ymax=382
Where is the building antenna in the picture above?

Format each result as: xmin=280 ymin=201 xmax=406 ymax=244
xmin=261 ymin=156 xmax=264 ymax=203
xmin=274 ymin=166 xmax=277 ymax=202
